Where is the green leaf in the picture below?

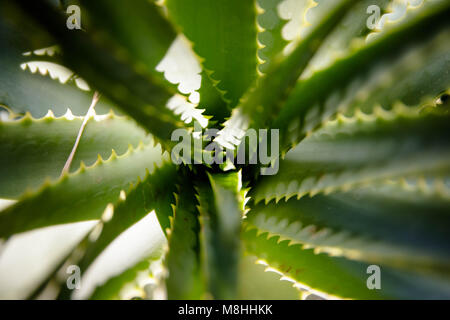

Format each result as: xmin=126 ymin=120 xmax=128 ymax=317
xmin=247 ymin=0 xmax=354 ymax=126
xmin=237 ymin=255 xmax=300 ymax=300
xmin=14 ymin=0 xmax=186 ymax=146
xmin=54 ymin=196 xmax=170 ymax=300
xmin=89 ymin=259 xmax=152 ymax=300
xmin=165 ymin=0 xmax=258 ymax=108
xmin=78 ymin=0 xmax=176 ymax=85
xmin=345 ymin=28 xmax=450 ymax=114
xmin=57 ymin=228 xmax=165 ymax=300
xmin=195 ymin=171 xmax=244 ymax=299
xmin=26 ymin=223 xmax=97 ymax=300
xmin=74 ymin=164 xmax=177 ymax=279
xmin=0 ymin=0 xmax=53 ymax=52
xmin=165 ymin=180 xmax=204 ymax=299
xmin=275 ymin=0 xmax=450 ymax=151
xmin=243 ymin=227 xmax=381 ymax=299
xmin=301 ymin=0 xmax=390 ymax=78
xmin=216 ymin=0 xmax=355 ymax=149
xmin=243 ymin=227 xmax=450 ymax=299
xmin=256 ymin=0 xmax=288 ymax=73
xmin=0 ymin=111 xmax=149 ymax=199
xmin=89 ymin=257 xmax=163 ymax=300
xmin=247 ymin=180 xmax=450 ymax=273
xmin=0 ymin=142 xmax=169 ymax=238
xmin=197 ymin=71 xmax=229 ymax=124
xmin=0 ymin=18 xmax=116 ymax=117
xmin=253 ymin=105 xmax=450 ymax=203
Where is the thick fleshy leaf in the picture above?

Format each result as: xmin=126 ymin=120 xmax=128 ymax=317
xmin=301 ymin=0 xmax=390 ymax=78
xmin=256 ymin=0 xmax=288 ymax=73
xmin=154 ymin=36 xmax=217 ymax=125
xmin=344 ymin=28 xmax=450 ymax=114
xmin=0 ymin=16 xmax=116 ymax=117
xmin=275 ymin=0 xmax=450 ymax=151
xmin=73 ymin=164 xmax=177 ymax=281
xmin=197 ymin=71 xmax=229 ymax=124
xmin=26 ymin=223 xmax=97 ymax=300
xmin=59 ymin=211 xmax=166 ymax=300
xmin=0 ymin=142 xmax=169 ymax=238
xmin=0 ymin=0 xmax=53 ymax=51
xmin=89 ymin=257 xmax=162 ymax=300
xmin=14 ymin=0 xmax=186 ymax=146
xmin=243 ymin=227 xmax=450 ymax=299
xmin=247 ymin=181 xmax=450 ymax=273
xmin=165 ymin=0 xmax=258 ymax=108
xmin=78 ymin=0 xmax=176 ymax=86
xmin=0 ymin=111 xmax=149 ymax=199
xmin=89 ymin=259 xmax=151 ymax=300
xmin=165 ymin=180 xmax=204 ymax=299
xmin=195 ymin=171 xmax=244 ymax=299
xmin=56 ymin=230 xmax=164 ymax=300
xmin=38 ymin=212 xmax=167 ymax=300
xmin=0 ymin=220 xmax=95 ymax=300
xmin=253 ymin=105 xmax=450 ymax=203
xmin=215 ymin=0 xmax=355 ymax=149
xmin=237 ymin=254 xmax=299 ymax=299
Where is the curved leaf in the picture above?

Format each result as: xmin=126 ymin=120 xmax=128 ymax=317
xmin=243 ymin=227 xmax=450 ymax=299
xmin=0 ymin=18 xmax=116 ymax=117
xmin=165 ymin=180 xmax=204 ymax=299
xmin=26 ymin=222 xmax=98 ymax=300
xmin=0 ymin=111 xmax=149 ymax=198
xmin=89 ymin=257 xmax=161 ymax=300
xmin=256 ymin=0 xmax=288 ymax=73
xmin=165 ymin=0 xmax=258 ymax=108
xmin=0 ymin=141 xmax=169 ymax=238
xmin=14 ymin=0 xmax=186 ymax=146
xmin=74 ymin=164 xmax=177 ymax=280
xmin=275 ymin=0 xmax=450 ymax=151
xmin=215 ymin=0 xmax=355 ymax=149
xmin=247 ymin=181 xmax=450 ymax=273
xmin=253 ymin=105 xmax=450 ymax=203
xmin=197 ymin=71 xmax=229 ymax=124
xmin=78 ymin=0 xmax=177 ymax=88
xmin=301 ymin=0 xmax=390 ymax=78
xmin=237 ymin=254 xmax=300 ymax=299
xmin=195 ymin=171 xmax=244 ymax=299
xmin=345 ymin=28 xmax=450 ymax=114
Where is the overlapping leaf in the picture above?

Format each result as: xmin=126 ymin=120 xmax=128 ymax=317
xmin=73 ymin=164 xmax=177 ymax=280
xmin=275 ymin=0 xmax=450 ymax=151
xmin=165 ymin=0 xmax=258 ymax=109
xmin=78 ymin=0 xmax=178 ymax=90
xmin=89 ymin=258 xmax=161 ymax=300
xmin=165 ymin=180 xmax=204 ymax=299
xmin=253 ymin=104 xmax=450 ymax=203
xmin=300 ymin=0 xmax=390 ymax=79
xmin=14 ymin=0 xmax=186 ymax=146
xmin=247 ymin=181 xmax=450 ymax=273
xmin=0 ymin=141 xmax=169 ymax=238
xmin=195 ymin=171 xmax=244 ymax=299
xmin=0 ymin=110 xmax=148 ymax=198
xmin=256 ymin=0 xmax=288 ymax=73
xmin=243 ymin=227 xmax=450 ymax=299
xmin=215 ymin=0 xmax=355 ymax=150
xmin=344 ymin=28 xmax=450 ymax=114
xmin=0 ymin=15 xmax=116 ymax=117
xmin=3 ymin=0 xmax=450 ymax=301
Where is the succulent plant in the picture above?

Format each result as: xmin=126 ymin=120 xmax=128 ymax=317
xmin=0 ymin=0 xmax=449 ymax=300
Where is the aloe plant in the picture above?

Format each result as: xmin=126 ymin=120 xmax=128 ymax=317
xmin=0 ymin=0 xmax=449 ymax=300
